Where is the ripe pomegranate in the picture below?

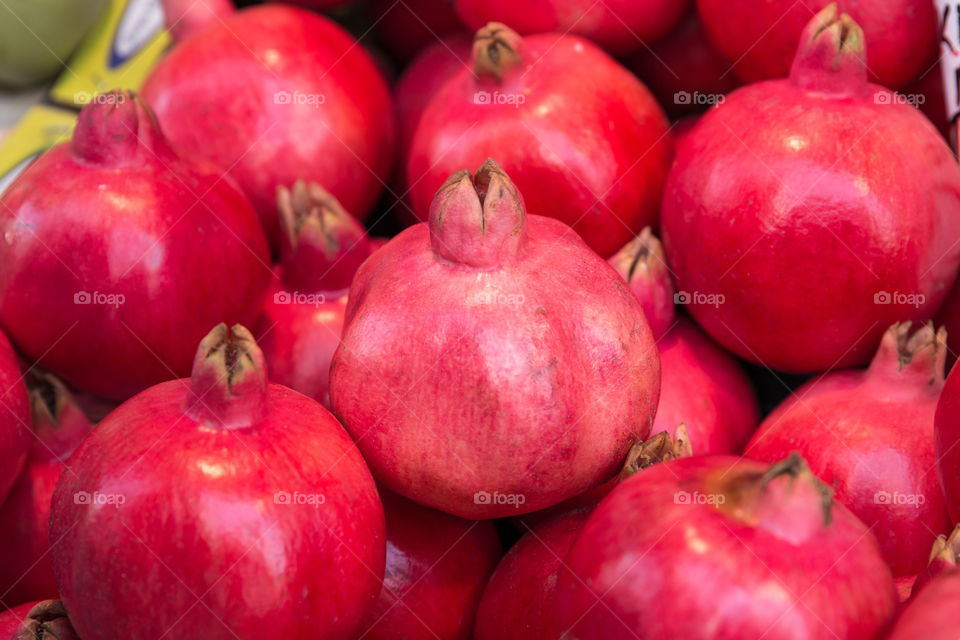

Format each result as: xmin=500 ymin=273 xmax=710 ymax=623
xmin=0 ymin=374 xmax=92 ymax=605
xmin=904 ymin=62 xmax=950 ymax=141
xmin=455 ymin=0 xmax=689 ymax=55
xmin=746 ymin=323 xmax=951 ymax=576
xmin=697 ymin=0 xmax=938 ymax=89
xmin=0 ymin=90 xmax=269 ymax=402
xmin=407 ymin=24 xmax=673 ymax=258
xmin=629 ymin=13 xmax=739 ymax=117
xmin=0 ymin=601 xmax=77 ymax=639
xmin=142 ymin=3 xmax=395 ymax=247
xmin=330 ymin=160 xmax=660 ymax=519
xmin=49 ymin=324 xmax=385 ymax=640
xmin=607 ymin=228 xmax=675 ymax=339
xmin=160 ymin=0 xmax=232 ymax=41
xmin=360 ymin=490 xmax=501 ymax=639
xmin=0 ymin=328 xmax=29 ymax=506
xmin=372 ymin=0 xmax=465 ymax=62
xmin=254 ymin=182 xmax=375 ymax=407
xmin=888 ymin=569 xmax=960 ymax=640
xmin=661 ymin=6 xmax=960 ymax=373
xmin=553 ymin=454 xmax=898 ymax=638
xmin=932 ymin=349 xmax=960 ymax=522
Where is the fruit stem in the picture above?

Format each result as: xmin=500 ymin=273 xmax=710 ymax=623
xmin=472 ymin=23 xmax=525 ymax=81
xmin=789 ymin=3 xmax=868 ymax=96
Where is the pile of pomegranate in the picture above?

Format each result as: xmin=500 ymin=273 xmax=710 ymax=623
xmin=2 ymin=1 xmax=960 ymax=638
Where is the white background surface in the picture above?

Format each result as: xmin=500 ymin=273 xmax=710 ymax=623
xmin=0 ymin=86 xmax=47 ymax=144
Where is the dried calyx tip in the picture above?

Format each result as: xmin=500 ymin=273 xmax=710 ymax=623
xmin=472 ymin=22 xmax=524 ymax=80
xmin=15 ymin=600 xmax=78 ymax=640
xmin=620 ymin=425 xmax=691 ymax=479
xmin=761 ymin=452 xmax=833 ymax=525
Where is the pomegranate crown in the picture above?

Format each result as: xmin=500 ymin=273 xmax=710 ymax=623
xmin=70 ymin=89 xmax=173 ymax=166
xmin=619 ymin=425 xmax=692 ymax=481
xmin=608 ymin=228 xmax=677 ymax=338
xmin=12 ymin=600 xmax=79 ymax=640
xmin=472 ymin=22 xmax=525 ymax=81
xmin=790 ymin=3 xmax=868 ymax=95
xmin=869 ymin=322 xmax=947 ymax=390
xmin=28 ymin=372 xmax=93 ymax=462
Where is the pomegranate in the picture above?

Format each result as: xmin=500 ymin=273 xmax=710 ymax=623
xmin=672 ymin=115 xmax=700 ymax=150
xmin=932 ymin=348 xmax=960 ymax=522
xmin=895 ymin=576 xmax=917 ymax=603
xmin=746 ymin=323 xmax=951 ymax=576
xmin=629 ymin=13 xmax=739 ymax=117
xmin=407 ymin=23 xmax=673 ymax=258
xmin=553 ymin=454 xmax=898 ymax=638
xmin=360 ymin=490 xmax=501 ymax=639
xmin=142 ymin=3 xmax=395 ymax=247
xmin=475 ymin=510 xmax=590 ymax=640
xmin=0 ymin=374 xmax=92 ymax=605
xmin=910 ymin=524 xmax=960 ymax=599
xmin=160 ymin=0 xmax=232 ymax=41
xmin=0 ymin=601 xmax=77 ymax=639
xmin=372 ymin=0 xmax=465 ymax=62
xmin=888 ymin=569 xmax=960 ymax=640
xmin=904 ymin=62 xmax=950 ymax=141
xmin=607 ymin=228 xmax=675 ymax=339
xmin=454 ymin=0 xmax=689 ymax=55
xmin=697 ymin=0 xmax=938 ymax=89
xmin=254 ymin=181 xmax=375 ymax=407
xmin=330 ymin=160 xmax=660 ymax=519
xmin=661 ymin=6 xmax=960 ymax=373
xmin=0 ymin=328 xmax=29 ymax=506
xmin=49 ymin=324 xmax=385 ymax=639
xmin=0 ymin=90 xmax=269 ymax=402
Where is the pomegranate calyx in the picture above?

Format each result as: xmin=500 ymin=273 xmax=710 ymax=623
xmin=14 ymin=600 xmax=79 ymax=640
xmin=429 ymin=159 xmax=528 ymax=268
xmin=184 ymin=323 xmax=268 ymax=430
xmin=759 ymin=452 xmax=833 ymax=524
xmin=870 ymin=322 xmax=947 ymax=389
xmin=619 ymin=425 xmax=692 ymax=480
xmin=70 ymin=90 xmax=172 ymax=167
xmin=28 ymin=372 xmax=93 ymax=461
xmin=789 ymin=3 xmax=868 ymax=96
xmin=608 ymin=227 xmax=676 ymax=337
xmin=473 ymin=23 xmax=525 ymax=81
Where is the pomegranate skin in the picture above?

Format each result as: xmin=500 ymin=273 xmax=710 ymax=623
xmin=372 ymin=0 xmax=465 ymax=62
xmin=455 ymin=0 xmax=689 ymax=54
xmin=935 ymin=351 xmax=960 ymax=522
xmin=360 ymin=491 xmax=501 ymax=639
xmin=696 ymin=0 xmax=937 ymax=89
xmin=0 ymin=91 xmax=269 ymax=403
xmin=888 ymin=569 xmax=960 ymax=640
xmin=0 ymin=601 xmax=78 ymax=639
xmin=407 ymin=25 xmax=673 ymax=258
xmin=142 ymin=5 xmax=395 ymax=246
xmin=0 ymin=329 xmax=29 ymax=506
xmin=552 ymin=455 xmax=898 ymax=639
xmin=661 ymin=7 xmax=960 ymax=373
xmin=330 ymin=161 xmax=660 ymax=519
xmin=474 ymin=510 xmax=589 ymax=640
xmin=746 ymin=323 xmax=952 ymax=576
xmin=49 ymin=325 xmax=385 ymax=640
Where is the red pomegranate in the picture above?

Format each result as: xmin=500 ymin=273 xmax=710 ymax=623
xmin=455 ymin=0 xmax=689 ymax=54
xmin=553 ymin=454 xmax=898 ymax=638
xmin=330 ymin=160 xmax=661 ymax=519
xmin=0 ymin=328 xmax=29 ymax=506
xmin=407 ymin=23 xmax=673 ymax=258
xmin=904 ymin=62 xmax=950 ymax=141
xmin=475 ymin=510 xmax=589 ymax=640
xmin=933 ymin=348 xmax=960 ymax=522
xmin=747 ymin=323 xmax=951 ymax=576
xmin=629 ymin=13 xmax=739 ymax=117
xmin=360 ymin=490 xmax=501 ymax=639
xmin=0 ymin=601 xmax=77 ymax=639
xmin=160 ymin=0 xmax=232 ymax=41
xmin=142 ymin=3 xmax=395 ymax=247
xmin=888 ymin=568 xmax=960 ymax=640
xmin=0 ymin=374 xmax=92 ymax=605
xmin=607 ymin=228 xmax=676 ymax=339
xmin=254 ymin=181 xmax=376 ymax=407
xmin=697 ymin=0 xmax=937 ymax=89
xmin=49 ymin=324 xmax=385 ymax=639
xmin=372 ymin=0 xmax=465 ymax=62
xmin=661 ymin=6 xmax=960 ymax=373
xmin=0 ymin=90 xmax=269 ymax=402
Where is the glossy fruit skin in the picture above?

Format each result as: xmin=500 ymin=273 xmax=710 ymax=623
xmin=552 ymin=455 xmax=898 ymax=639
xmin=0 ymin=93 xmax=269 ymax=403
xmin=935 ymin=360 xmax=960 ymax=522
xmin=0 ymin=330 xmax=29 ymax=506
xmin=888 ymin=569 xmax=960 ymax=640
xmin=474 ymin=510 xmax=588 ymax=640
xmin=330 ymin=161 xmax=660 ymax=519
xmin=372 ymin=0 xmax=465 ymax=62
xmin=142 ymin=5 xmax=396 ymax=246
xmin=408 ymin=27 xmax=673 ymax=258
xmin=49 ymin=345 xmax=385 ymax=639
xmin=747 ymin=324 xmax=951 ymax=576
xmin=360 ymin=490 xmax=501 ymax=639
xmin=455 ymin=0 xmax=689 ymax=54
xmin=696 ymin=0 xmax=937 ymax=89
xmin=0 ymin=602 xmax=36 ymax=636
xmin=661 ymin=8 xmax=960 ymax=373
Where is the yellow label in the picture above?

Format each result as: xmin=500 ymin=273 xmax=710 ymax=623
xmin=0 ymin=105 xmax=77 ymax=190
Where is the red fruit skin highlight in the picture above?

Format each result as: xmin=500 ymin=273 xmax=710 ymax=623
xmin=552 ymin=455 xmax=898 ymax=639
xmin=697 ymin=0 xmax=937 ymax=89
xmin=888 ymin=569 xmax=960 ymax=640
xmin=0 ymin=91 xmax=269 ymax=403
xmin=49 ymin=325 xmax=385 ymax=640
xmin=746 ymin=323 xmax=952 ymax=576
xmin=661 ymin=6 xmax=960 ymax=373
xmin=0 ymin=329 xmax=29 ymax=507
xmin=407 ymin=24 xmax=673 ymax=258
xmin=142 ymin=4 xmax=395 ymax=247
xmin=360 ymin=491 xmax=501 ymax=639
xmin=330 ymin=160 xmax=660 ymax=519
